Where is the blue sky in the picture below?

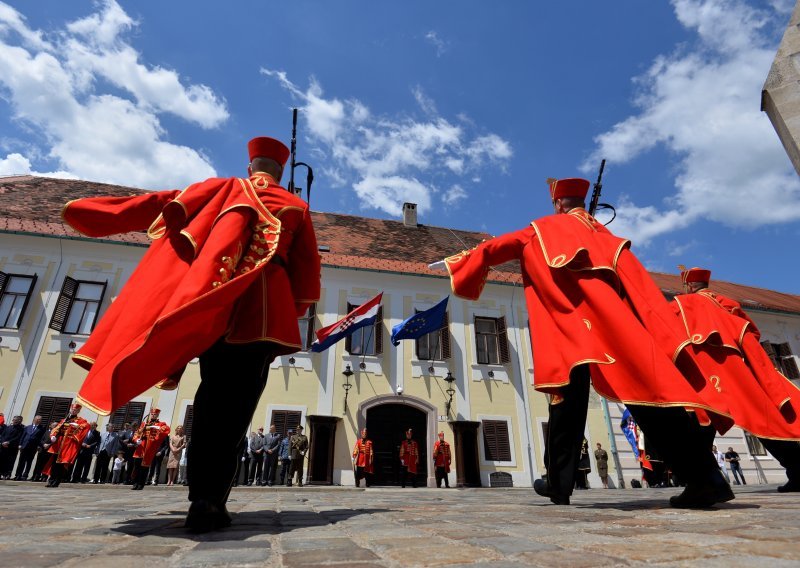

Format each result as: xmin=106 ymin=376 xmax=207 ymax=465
xmin=1 ymin=0 xmax=799 ymax=293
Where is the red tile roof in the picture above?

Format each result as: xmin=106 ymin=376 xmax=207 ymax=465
xmin=2 ymin=175 xmax=800 ymax=315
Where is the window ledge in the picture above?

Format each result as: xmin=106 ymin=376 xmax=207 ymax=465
xmin=47 ymin=334 xmax=87 ymax=354
xmin=342 ymin=354 xmax=382 ymax=375
xmin=0 ymin=329 xmax=22 ymax=351
xmin=271 ymin=352 xmax=314 ymax=371
xmin=471 ymin=363 xmax=509 ymax=383
xmin=411 ymin=360 xmax=450 ymax=378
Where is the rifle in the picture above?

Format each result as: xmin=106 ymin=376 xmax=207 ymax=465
xmin=588 ymin=159 xmax=616 ymax=225
xmin=287 ymin=108 xmax=315 ymax=206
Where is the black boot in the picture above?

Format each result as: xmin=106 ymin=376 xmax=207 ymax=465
xmin=533 ymin=478 xmax=570 ymax=505
xmin=184 ymin=500 xmax=232 ymax=533
xmin=669 ymin=470 xmax=734 ymax=508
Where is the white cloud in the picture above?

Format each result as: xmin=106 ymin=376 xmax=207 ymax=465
xmin=0 ymin=152 xmax=76 ymax=178
xmin=262 ymin=69 xmax=512 ymax=217
xmin=0 ymin=0 xmax=225 ymax=188
xmin=442 ymin=184 xmax=467 ymax=206
xmin=424 ymin=30 xmax=449 ymax=57
xmin=584 ymin=0 xmax=800 ymax=245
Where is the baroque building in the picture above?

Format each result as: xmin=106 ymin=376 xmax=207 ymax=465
xmin=2 ymin=175 xmax=799 ymax=487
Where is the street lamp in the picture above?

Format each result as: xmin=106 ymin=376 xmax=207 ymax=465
xmin=342 ymin=364 xmax=354 ymax=414
xmin=443 ymin=371 xmax=456 ymax=416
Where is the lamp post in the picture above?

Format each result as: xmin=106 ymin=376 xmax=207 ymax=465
xmin=342 ymin=364 xmax=354 ymax=414
xmin=443 ymin=371 xmax=456 ymax=416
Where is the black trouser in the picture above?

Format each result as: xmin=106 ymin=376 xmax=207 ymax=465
xmin=355 ymin=466 xmax=370 ymax=487
xmin=545 ymin=365 xmax=720 ymax=497
xmin=130 ymin=457 xmax=144 ymax=486
xmin=0 ymin=447 xmax=17 ymax=477
xmin=189 ymin=340 xmax=275 ymax=505
xmin=283 ymin=459 xmax=293 ymax=485
xmin=235 ymin=455 xmax=250 ymax=486
xmin=72 ymin=452 xmax=94 ymax=482
xmin=290 ymin=456 xmax=304 ymax=486
xmin=400 ymin=467 xmax=417 ymax=488
xmin=249 ymin=453 xmax=264 ymax=484
xmin=435 ymin=466 xmax=449 ymax=488
xmin=264 ymin=451 xmax=278 ymax=485
xmin=15 ymin=446 xmax=37 ymax=479
xmin=93 ymin=450 xmax=112 ymax=483
xmin=149 ymin=454 xmax=165 ymax=483
xmin=31 ymin=448 xmax=49 ymax=480
xmin=759 ymin=439 xmax=800 ymax=483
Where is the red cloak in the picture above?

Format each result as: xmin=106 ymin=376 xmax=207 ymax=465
xmin=670 ymin=291 xmax=800 ymax=440
xmin=43 ymin=416 xmax=90 ymax=474
xmin=352 ymin=439 xmax=374 ymax=473
xmin=445 ymin=208 xmax=733 ymax=431
xmin=132 ymin=419 xmax=171 ymax=467
xmin=400 ymin=439 xmax=419 ymax=474
xmin=62 ymin=173 xmax=321 ymax=415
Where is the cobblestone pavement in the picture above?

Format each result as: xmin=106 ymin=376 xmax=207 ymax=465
xmin=1 ymin=481 xmax=799 ymax=567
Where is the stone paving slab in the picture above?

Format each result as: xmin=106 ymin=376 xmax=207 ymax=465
xmin=1 ymin=481 xmax=799 ymax=566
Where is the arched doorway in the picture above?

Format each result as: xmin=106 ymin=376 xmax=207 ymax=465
xmin=360 ymin=395 xmax=436 ymax=487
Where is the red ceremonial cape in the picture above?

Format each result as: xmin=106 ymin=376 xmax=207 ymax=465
xmin=446 ymin=209 xmax=733 ymax=431
xmin=132 ymin=420 xmax=171 ymax=466
xmin=352 ymin=439 xmax=374 ymax=473
xmin=670 ymin=291 xmax=800 ymax=440
xmin=44 ymin=416 xmax=90 ymax=471
xmin=433 ymin=440 xmax=451 ymax=472
xmin=62 ymin=174 xmax=320 ymax=415
xmin=400 ymin=439 xmax=419 ymax=474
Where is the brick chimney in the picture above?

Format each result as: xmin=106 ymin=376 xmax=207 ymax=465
xmin=402 ymin=202 xmax=418 ymax=227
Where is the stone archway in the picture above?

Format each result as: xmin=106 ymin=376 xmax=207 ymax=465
xmin=359 ymin=395 xmax=437 ymax=487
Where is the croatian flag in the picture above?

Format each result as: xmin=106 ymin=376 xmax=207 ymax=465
xmin=311 ymin=292 xmax=383 ymax=353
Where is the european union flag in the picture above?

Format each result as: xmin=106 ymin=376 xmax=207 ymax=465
xmin=391 ymin=296 xmax=449 ymax=346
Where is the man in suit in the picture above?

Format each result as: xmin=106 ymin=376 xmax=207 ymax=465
xmin=14 ymin=415 xmax=44 ymax=481
xmin=31 ymin=421 xmax=58 ymax=482
xmin=263 ymin=424 xmax=281 ymax=486
xmin=93 ymin=423 xmax=120 ymax=483
xmin=248 ymin=427 xmax=266 ymax=485
xmin=0 ymin=415 xmax=24 ymax=479
xmin=72 ymin=422 xmax=100 ymax=483
xmin=118 ymin=422 xmax=136 ymax=484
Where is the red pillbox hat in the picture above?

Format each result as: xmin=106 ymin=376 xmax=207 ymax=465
xmin=247 ymin=137 xmax=290 ymax=166
xmin=549 ymin=178 xmax=590 ymax=201
xmin=681 ymin=267 xmax=711 ymax=284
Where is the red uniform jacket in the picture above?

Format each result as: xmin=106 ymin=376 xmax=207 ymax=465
xmin=132 ymin=419 xmax=171 ymax=467
xmin=445 ymin=208 xmax=733 ymax=431
xmin=670 ymin=290 xmax=800 ymax=440
xmin=352 ymin=439 xmax=374 ymax=473
xmin=432 ymin=440 xmax=451 ymax=472
xmin=62 ymin=173 xmax=321 ymax=415
xmin=400 ymin=439 xmax=419 ymax=474
xmin=44 ymin=416 xmax=90 ymax=470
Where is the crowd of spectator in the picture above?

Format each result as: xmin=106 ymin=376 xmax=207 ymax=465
xmin=0 ymin=414 xmax=307 ymax=488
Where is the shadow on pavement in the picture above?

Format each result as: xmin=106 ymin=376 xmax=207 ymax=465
xmin=112 ymin=508 xmax=391 ymax=541
xmin=570 ymin=500 xmax=760 ymax=511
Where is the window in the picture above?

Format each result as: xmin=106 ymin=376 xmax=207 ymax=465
xmin=109 ymin=401 xmax=146 ymax=432
xmin=482 ymin=419 xmax=512 ymax=462
xmin=0 ymin=272 xmax=37 ymax=329
xmin=474 ymin=316 xmax=510 ymax=365
xmin=345 ymin=302 xmax=383 ymax=356
xmin=34 ymin=396 xmax=73 ymax=428
xmin=415 ymin=310 xmax=451 ymax=361
xmin=270 ymin=409 xmax=302 ymax=438
xmin=49 ymin=277 xmax=107 ymax=334
xmin=298 ymin=304 xmax=317 ymax=351
xmin=761 ymin=341 xmax=800 ymax=384
xmin=744 ymin=432 xmax=767 ymax=456
xmin=183 ymin=405 xmax=194 ymax=439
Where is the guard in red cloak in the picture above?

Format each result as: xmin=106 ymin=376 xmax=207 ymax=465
xmin=43 ymin=401 xmax=90 ymax=488
xmin=672 ymin=267 xmax=800 ymax=492
xmin=442 ymin=178 xmax=733 ymax=508
xmin=399 ymin=428 xmax=419 ymax=488
xmin=130 ymin=407 xmax=171 ymax=491
xmin=352 ymin=428 xmax=374 ymax=487
xmin=61 ymin=136 xmax=321 ymax=531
